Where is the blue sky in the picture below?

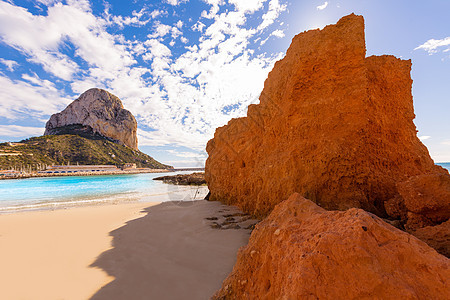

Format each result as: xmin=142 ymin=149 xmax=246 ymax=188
xmin=0 ymin=0 xmax=449 ymax=167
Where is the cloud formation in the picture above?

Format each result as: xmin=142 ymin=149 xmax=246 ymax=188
xmin=0 ymin=58 xmax=18 ymax=71
xmin=415 ymin=37 xmax=450 ymax=54
xmin=0 ymin=125 xmax=45 ymax=138
xmin=317 ymin=1 xmax=328 ymax=10
xmin=0 ymin=0 xmax=288 ymax=153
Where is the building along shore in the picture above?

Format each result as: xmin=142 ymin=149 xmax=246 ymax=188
xmin=0 ymin=164 xmax=175 ymax=180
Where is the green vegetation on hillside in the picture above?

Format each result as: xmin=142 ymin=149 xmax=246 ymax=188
xmin=0 ymin=134 xmax=172 ymax=170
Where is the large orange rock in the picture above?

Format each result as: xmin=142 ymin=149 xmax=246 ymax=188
xmin=412 ymin=220 xmax=450 ymax=258
xmin=213 ymin=193 xmax=450 ymax=299
xmin=205 ymin=14 xmax=449 ymax=230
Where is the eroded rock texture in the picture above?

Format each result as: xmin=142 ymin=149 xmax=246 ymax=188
xmin=412 ymin=220 xmax=450 ymax=258
xmin=213 ymin=193 xmax=450 ymax=300
xmin=45 ymin=88 xmax=138 ymax=150
xmin=205 ymin=14 xmax=450 ymax=235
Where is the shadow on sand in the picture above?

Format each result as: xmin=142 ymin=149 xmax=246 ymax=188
xmin=90 ymin=200 xmax=252 ymax=300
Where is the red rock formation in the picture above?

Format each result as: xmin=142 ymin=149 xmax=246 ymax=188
xmin=412 ymin=220 xmax=450 ymax=258
xmin=205 ymin=14 xmax=450 ymax=232
xmin=213 ymin=193 xmax=450 ymax=300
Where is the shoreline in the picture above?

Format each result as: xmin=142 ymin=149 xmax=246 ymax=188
xmin=0 ymin=168 xmax=173 ymax=180
xmin=0 ymin=167 xmax=206 ymax=180
xmin=0 ymin=171 xmax=210 ymax=215
xmin=0 ymin=187 xmax=210 ymax=216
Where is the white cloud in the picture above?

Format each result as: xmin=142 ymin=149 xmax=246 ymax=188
xmin=150 ymin=10 xmax=163 ymax=19
xmin=0 ymin=1 xmax=136 ymax=80
xmin=0 ymin=58 xmax=18 ymax=71
xmin=165 ymin=0 xmax=188 ymax=5
xmin=167 ymin=149 xmax=207 ymax=159
xmin=108 ymin=8 xmax=153 ymax=28
xmin=260 ymin=36 xmax=270 ymax=45
xmin=415 ymin=37 xmax=450 ymax=54
xmin=164 ymin=159 xmax=205 ymax=168
xmin=419 ymin=135 xmax=431 ymax=141
xmin=171 ymin=26 xmax=182 ymax=39
xmin=257 ymin=0 xmax=287 ymax=31
xmin=271 ymin=29 xmax=285 ymax=38
xmin=0 ymin=125 xmax=44 ymax=139
xmin=143 ymin=39 xmax=172 ymax=61
xmin=21 ymin=73 xmax=57 ymax=91
xmin=228 ymin=0 xmax=267 ymax=14
xmin=200 ymin=0 xmax=222 ymax=19
xmin=317 ymin=1 xmax=329 ymax=10
xmin=147 ymin=22 xmax=183 ymax=41
xmin=36 ymin=0 xmax=59 ymax=6
xmin=192 ymin=21 xmax=206 ymax=32
xmin=148 ymin=22 xmax=172 ymax=38
xmin=0 ymin=74 xmax=71 ymax=120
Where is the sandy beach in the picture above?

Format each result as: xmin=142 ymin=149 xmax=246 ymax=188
xmin=0 ymin=200 xmax=256 ymax=300
xmin=0 ymin=202 xmax=156 ymax=300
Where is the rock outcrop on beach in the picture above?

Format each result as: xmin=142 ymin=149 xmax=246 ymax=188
xmin=205 ymin=14 xmax=450 ymax=236
xmin=45 ymin=88 xmax=138 ymax=150
xmin=153 ymin=172 xmax=206 ymax=185
xmin=213 ymin=193 xmax=450 ymax=300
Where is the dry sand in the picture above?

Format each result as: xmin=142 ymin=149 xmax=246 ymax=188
xmin=0 ymin=200 xmax=256 ymax=300
xmin=0 ymin=202 xmax=156 ymax=300
xmin=91 ymin=200 xmax=257 ymax=300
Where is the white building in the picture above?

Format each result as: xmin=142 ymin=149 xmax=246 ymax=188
xmin=39 ymin=165 xmax=120 ymax=174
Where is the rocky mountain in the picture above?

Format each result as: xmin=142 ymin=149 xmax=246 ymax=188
xmin=1 ymin=88 xmax=171 ymax=170
xmin=45 ymin=88 xmax=138 ymax=150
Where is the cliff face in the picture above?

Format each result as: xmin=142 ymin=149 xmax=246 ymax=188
xmin=205 ymin=14 xmax=449 ymax=230
xmin=45 ymin=88 xmax=138 ymax=150
xmin=213 ymin=193 xmax=450 ymax=299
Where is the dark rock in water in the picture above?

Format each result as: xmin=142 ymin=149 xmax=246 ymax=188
xmin=153 ymin=172 xmax=206 ymax=185
xmin=45 ymin=88 xmax=138 ymax=150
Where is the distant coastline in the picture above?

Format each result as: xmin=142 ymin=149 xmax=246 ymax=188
xmin=0 ymin=167 xmax=205 ymax=180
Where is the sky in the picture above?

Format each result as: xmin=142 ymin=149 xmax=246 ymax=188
xmin=0 ymin=0 xmax=449 ymax=167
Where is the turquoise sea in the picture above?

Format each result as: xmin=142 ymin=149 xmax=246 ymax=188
xmin=438 ymin=162 xmax=450 ymax=171
xmin=1 ymin=164 xmax=448 ymax=214
xmin=0 ymin=172 xmax=208 ymax=213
